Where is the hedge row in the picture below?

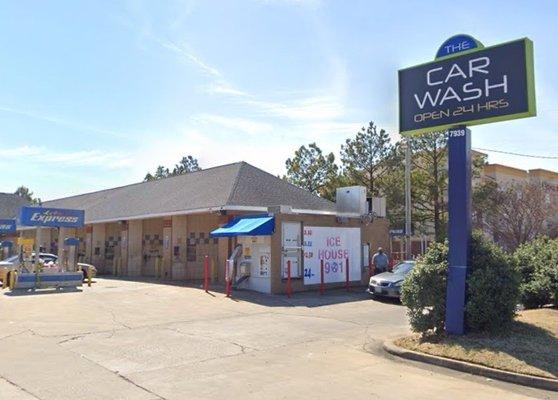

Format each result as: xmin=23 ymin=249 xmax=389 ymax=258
xmin=514 ymin=237 xmax=558 ymax=309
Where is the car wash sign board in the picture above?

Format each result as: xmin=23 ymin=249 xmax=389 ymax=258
xmin=303 ymin=226 xmax=361 ymax=285
xmin=399 ymin=38 xmax=536 ymax=135
xmin=18 ymin=206 xmax=85 ymax=228
xmin=0 ymin=219 xmax=16 ymax=233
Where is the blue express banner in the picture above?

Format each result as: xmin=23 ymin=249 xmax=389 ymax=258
xmin=0 ymin=219 xmax=16 ymax=233
xmin=18 ymin=207 xmax=85 ymax=228
xmin=399 ymin=38 xmax=535 ymax=135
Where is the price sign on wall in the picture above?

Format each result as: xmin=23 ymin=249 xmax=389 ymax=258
xmin=303 ymin=226 xmax=361 ymax=285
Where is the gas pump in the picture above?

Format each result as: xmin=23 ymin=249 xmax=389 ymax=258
xmin=0 ymin=240 xmax=13 ymax=260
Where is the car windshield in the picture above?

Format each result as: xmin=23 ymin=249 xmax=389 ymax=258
xmin=392 ymin=262 xmax=414 ymax=275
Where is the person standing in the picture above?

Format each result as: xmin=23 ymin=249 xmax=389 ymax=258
xmin=372 ymin=247 xmax=389 ymax=275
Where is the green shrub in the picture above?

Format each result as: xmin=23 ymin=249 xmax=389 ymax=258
xmin=514 ymin=237 xmax=558 ymax=308
xmin=401 ymin=231 xmax=520 ymax=335
xmin=465 ymin=232 xmax=520 ymax=333
xmin=400 ymin=241 xmax=447 ymax=335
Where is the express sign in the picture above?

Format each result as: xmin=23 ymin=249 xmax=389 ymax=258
xmin=18 ymin=206 xmax=85 ymax=228
xmin=399 ymin=38 xmax=536 ymax=135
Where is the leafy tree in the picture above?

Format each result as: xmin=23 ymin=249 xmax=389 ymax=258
xmin=406 ymin=140 xmax=486 ymax=240
xmin=14 ymin=186 xmax=41 ymax=205
xmin=378 ymin=142 xmax=406 ymax=228
xmin=172 ymin=156 xmax=201 ymax=175
xmin=319 ymin=173 xmax=352 ymax=202
xmin=285 ymin=143 xmax=338 ymax=195
xmin=144 ymin=166 xmax=170 ymax=181
xmin=340 ymin=122 xmax=393 ymax=197
xmin=144 ymin=156 xmax=201 ymax=182
xmin=410 ymin=132 xmax=448 ymax=242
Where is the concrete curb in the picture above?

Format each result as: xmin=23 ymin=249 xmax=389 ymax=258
xmin=383 ymin=339 xmax=558 ymax=392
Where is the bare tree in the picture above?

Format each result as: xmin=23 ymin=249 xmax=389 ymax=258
xmin=483 ymin=181 xmax=558 ymax=250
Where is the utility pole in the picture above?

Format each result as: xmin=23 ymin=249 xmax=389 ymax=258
xmin=404 ymin=137 xmax=412 ymax=260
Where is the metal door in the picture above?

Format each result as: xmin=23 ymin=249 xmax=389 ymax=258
xmin=281 ymin=222 xmax=302 ymax=278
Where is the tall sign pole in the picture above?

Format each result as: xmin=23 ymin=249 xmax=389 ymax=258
xmin=445 ymin=126 xmax=471 ymax=334
xmin=398 ymin=35 xmax=536 ymax=335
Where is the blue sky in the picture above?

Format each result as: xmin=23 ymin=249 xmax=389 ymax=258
xmin=1 ymin=0 xmax=557 ymax=200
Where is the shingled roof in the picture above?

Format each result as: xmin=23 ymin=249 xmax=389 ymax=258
xmin=0 ymin=193 xmax=29 ymax=219
xmin=43 ymin=162 xmax=335 ymax=224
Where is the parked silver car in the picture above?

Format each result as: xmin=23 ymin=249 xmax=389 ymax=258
xmin=367 ymin=261 xmax=415 ymax=299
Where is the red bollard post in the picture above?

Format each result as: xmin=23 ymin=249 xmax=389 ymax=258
xmin=345 ymin=258 xmax=350 ymax=291
xmin=286 ymin=260 xmax=292 ymax=298
xmin=204 ymin=255 xmax=209 ymax=292
xmin=320 ymin=259 xmax=325 ymax=295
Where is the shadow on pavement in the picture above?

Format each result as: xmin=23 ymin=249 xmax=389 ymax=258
xmin=3 ymin=287 xmax=83 ymax=296
xmin=93 ymin=276 xmax=390 ymax=308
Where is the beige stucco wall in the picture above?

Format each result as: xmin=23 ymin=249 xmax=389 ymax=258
xmin=104 ymin=222 xmax=121 ymax=275
xmin=91 ymin=224 xmax=106 ymax=273
xmin=162 ymin=219 xmax=172 ymax=279
xmin=120 ymin=223 xmax=128 ymax=276
xmin=142 ymin=218 xmax=163 ymax=277
xmin=74 ymin=213 xmax=229 ymax=281
xmin=171 ymin=215 xmax=188 ymax=280
xmin=184 ymin=214 xmax=225 ymax=280
xmin=127 ymin=220 xmax=142 ymax=276
xmin=84 ymin=226 xmax=93 ymax=263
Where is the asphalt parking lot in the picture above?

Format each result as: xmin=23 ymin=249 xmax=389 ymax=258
xmin=0 ymin=279 xmax=554 ymax=400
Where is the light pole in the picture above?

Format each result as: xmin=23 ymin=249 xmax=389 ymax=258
xmin=404 ymin=138 xmax=412 ymax=260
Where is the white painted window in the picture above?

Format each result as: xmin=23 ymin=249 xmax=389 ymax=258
xmin=281 ymin=222 xmax=302 ymax=278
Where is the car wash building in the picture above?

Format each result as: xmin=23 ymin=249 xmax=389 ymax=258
xmin=16 ymin=162 xmax=389 ymax=294
xmin=1 ymin=193 xmax=30 ymax=258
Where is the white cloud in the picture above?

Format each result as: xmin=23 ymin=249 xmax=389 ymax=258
xmin=192 ymin=114 xmax=274 ymax=135
xmin=156 ymin=38 xmax=223 ymax=78
xmin=205 ymin=82 xmax=251 ymax=97
xmin=0 ymin=105 xmax=134 ymax=139
xmin=252 ymin=0 xmax=322 ymax=8
xmin=0 ymin=146 xmax=133 ymax=169
xmin=244 ymin=95 xmax=346 ymax=121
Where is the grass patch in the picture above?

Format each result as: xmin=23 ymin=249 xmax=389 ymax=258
xmin=395 ymin=308 xmax=558 ymax=379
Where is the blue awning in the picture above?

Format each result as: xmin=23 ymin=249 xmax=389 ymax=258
xmin=210 ymin=215 xmax=275 ymax=237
